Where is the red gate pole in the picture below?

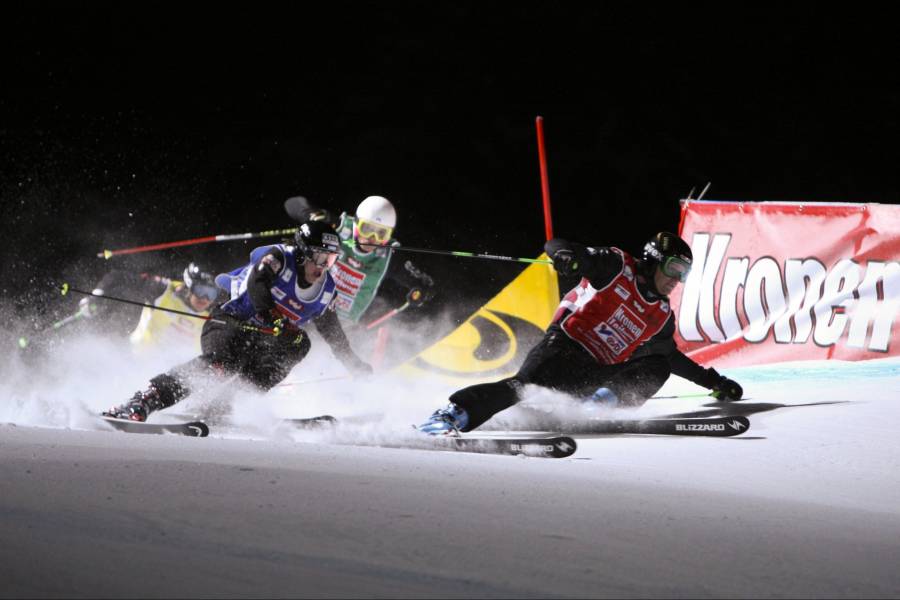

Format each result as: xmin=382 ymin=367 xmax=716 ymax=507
xmin=535 ymin=116 xmax=554 ymax=241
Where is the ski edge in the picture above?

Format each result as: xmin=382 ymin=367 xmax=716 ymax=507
xmin=441 ymin=435 xmax=578 ymax=458
xmin=283 ymin=415 xmax=339 ymax=429
xmin=100 ymin=416 xmax=210 ymax=437
xmin=570 ymin=415 xmax=751 ymax=437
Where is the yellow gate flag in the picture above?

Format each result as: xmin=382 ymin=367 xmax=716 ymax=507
xmin=392 ymin=254 xmax=559 ymax=385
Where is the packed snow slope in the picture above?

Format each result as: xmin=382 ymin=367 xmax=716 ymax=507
xmin=2 ymin=344 xmax=899 ymax=598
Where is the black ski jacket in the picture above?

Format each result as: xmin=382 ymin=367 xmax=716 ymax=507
xmin=545 ymin=238 xmax=722 ymax=389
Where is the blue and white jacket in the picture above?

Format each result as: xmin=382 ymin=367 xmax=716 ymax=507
xmin=216 ymin=244 xmax=337 ymax=328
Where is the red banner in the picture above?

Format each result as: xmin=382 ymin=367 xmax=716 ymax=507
xmin=672 ymin=201 xmax=900 ymax=367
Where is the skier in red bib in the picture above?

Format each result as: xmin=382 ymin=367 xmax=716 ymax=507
xmin=418 ymin=231 xmax=744 ymax=435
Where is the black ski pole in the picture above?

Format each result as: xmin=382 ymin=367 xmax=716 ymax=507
xmin=359 ymin=243 xmax=552 ymax=265
xmin=17 ymin=308 xmax=93 ymax=349
xmin=59 ymin=284 xmax=290 ymax=338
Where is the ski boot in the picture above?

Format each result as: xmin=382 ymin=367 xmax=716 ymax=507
xmin=102 ymin=387 xmax=165 ymax=422
xmin=417 ymin=403 xmax=469 ymax=436
xmin=586 ymin=387 xmax=619 ymax=409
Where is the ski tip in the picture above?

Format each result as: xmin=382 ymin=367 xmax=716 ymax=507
xmin=516 ymin=436 xmax=577 ymax=458
xmin=185 ymin=421 xmax=210 ymax=437
xmin=550 ymin=436 xmax=578 ymax=458
xmin=726 ymin=415 xmax=750 ymax=435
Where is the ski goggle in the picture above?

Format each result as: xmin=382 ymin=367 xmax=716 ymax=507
xmin=190 ymin=282 xmax=220 ymax=302
xmin=310 ymin=249 xmax=339 ymax=269
xmin=356 ymin=219 xmax=393 ymax=244
xmin=659 ymin=256 xmax=692 ymax=282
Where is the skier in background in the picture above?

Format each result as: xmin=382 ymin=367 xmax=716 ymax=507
xmin=112 ymin=262 xmax=221 ymax=354
xmin=418 ymin=231 xmax=744 ymax=434
xmin=284 ymin=195 xmax=436 ymax=328
xmin=18 ymin=262 xmax=221 ymax=357
xmin=103 ymin=221 xmax=372 ymax=422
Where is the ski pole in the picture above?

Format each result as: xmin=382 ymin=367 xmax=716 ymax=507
xmin=365 ymin=301 xmax=410 ymax=330
xmin=19 ymin=273 xmax=179 ymax=348
xmin=358 ymin=243 xmax=552 ymax=265
xmin=275 ymin=374 xmax=352 ymax=387
xmin=98 ymin=227 xmax=551 ymax=266
xmin=364 ymin=283 xmax=430 ymax=331
xmin=649 ymin=391 xmax=713 ymax=400
xmin=17 ymin=309 xmax=92 ymax=348
xmin=97 ymin=227 xmax=298 ymax=259
xmin=60 ymin=284 xmax=288 ymax=337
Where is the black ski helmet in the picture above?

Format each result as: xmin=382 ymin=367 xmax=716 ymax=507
xmin=641 ymin=232 xmax=693 ymax=281
xmin=182 ymin=262 xmax=219 ymax=301
xmin=294 ymin=220 xmax=341 ymax=261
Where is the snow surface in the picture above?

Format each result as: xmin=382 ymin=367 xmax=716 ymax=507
xmin=2 ymin=336 xmax=900 ymax=598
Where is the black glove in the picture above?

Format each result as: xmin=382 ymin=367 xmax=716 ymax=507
xmin=551 ymin=249 xmax=580 ymax=275
xmin=407 ymin=286 xmax=435 ymax=308
xmin=284 ymin=196 xmax=339 ymax=228
xmin=307 ymin=208 xmax=337 ymax=227
xmin=711 ymin=376 xmax=743 ymax=402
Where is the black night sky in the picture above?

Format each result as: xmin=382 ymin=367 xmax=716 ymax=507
xmin=2 ymin=4 xmax=899 ymax=330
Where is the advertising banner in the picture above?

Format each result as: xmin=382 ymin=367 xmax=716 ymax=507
xmin=672 ymin=201 xmax=900 ymax=367
xmin=395 ymin=255 xmax=559 ymax=384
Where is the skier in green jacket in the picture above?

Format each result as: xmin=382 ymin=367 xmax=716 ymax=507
xmin=285 ymin=195 xmax=436 ymax=328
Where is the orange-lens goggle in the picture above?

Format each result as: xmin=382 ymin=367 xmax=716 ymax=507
xmin=357 ymin=219 xmax=393 ymax=243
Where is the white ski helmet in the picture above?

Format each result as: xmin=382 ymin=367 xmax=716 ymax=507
xmin=355 ymin=195 xmax=397 ymax=229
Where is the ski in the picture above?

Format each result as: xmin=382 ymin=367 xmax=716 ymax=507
xmin=432 ymin=435 xmax=577 ymax=458
xmin=100 ymin=415 xmax=210 ymax=437
xmin=570 ymin=415 xmax=750 ymax=437
xmin=286 ymin=414 xmax=576 ymax=458
xmin=283 ymin=415 xmax=338 ymax=429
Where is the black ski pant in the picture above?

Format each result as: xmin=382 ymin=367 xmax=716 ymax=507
xmin=148 ymin=308 xmax=311 ymax=409
xmin=450 ymin=326 xmax=671 ymax=431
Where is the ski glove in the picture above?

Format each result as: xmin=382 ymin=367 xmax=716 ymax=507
xmin=258 ymin=309 xmax=300 ymax=336
xmin=711 ymin=376 xmax=743 ymax=402
xmin=255 ymin=308 xmax=281 ymax=327
xmin=307 ymin=208 xmax=338 ymax=227
xmin=407 ymin=286 xmax=435 ymax=308
xmin=78 ymin=297 xmax=99 ymax=319
xmin=551 ymin=249 xmax=579 ymax=275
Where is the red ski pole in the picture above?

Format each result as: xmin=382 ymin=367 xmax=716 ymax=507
xmin=97 ymin=228 xmax=298 ymax=259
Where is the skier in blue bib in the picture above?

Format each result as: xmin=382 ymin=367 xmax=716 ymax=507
xmin=284 ymin=195 xmax=436 ymax=327
xmin=103 ymin=221 xmax=372 ymax=422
